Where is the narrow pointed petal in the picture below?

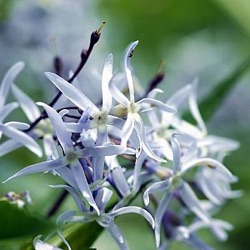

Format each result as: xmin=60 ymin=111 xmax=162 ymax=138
xmin=134 ymin=116 xmax=165 ymax=162
xmin=95 ymin=187 xmax=113 ymax=211
xmin=56 ymin=167 xmax=78 ymax=190
xmin=102 ymin=53 xmax=113 ymax=111
xmin=167 ymin=84 xmax=192 ymax=107
xmin=147 ymin=109 xmax=160 ymax=128
xmin=182 ymin=234 xmax=214 ymax=250
xmin=45 ymin=72 xmax=99 ymax=114
xmin=179 ymin=182 xmax=210 ymax=222
xmin=43 ymin=135 xmax=59 ymax=159
xmin=112 ymin=167 xmax=130 ymax=197
xmin=189 ymin=79 xmax=207 ymax=135
xmin=12 ymin=84 xmax=40 ymax=122
xmin=57 ymin=211 xmax=75 ymax=250
xmin=0 ymin=62 xmax=24 ymax=107
xmin=0 ymin=124 xmax=42 ymax=157
xmin=180 ymin=158 xmax=233 ymax=180
xmin=173 ymin=118 xmax=204 ymax=139
xmin=138 ymin=98 xmax=176 ymax=113
xmin=3 ymin=158 xmax=65 ymax=183
xmin=71 ymin=160 xmax=100 ymax=215
xmin=171 ymin=134 xmax=181 ymax=172
xmin=50 ymin=184 xmax=87 ymax=212
xmin=4 ymin=121 xmax=30 ymax=130
xmin=81 ymin=144 xmax=124 ymax=158
xmin=124 ymin=41 xmax=139 ymax=102
xmin=121 ymin=112 xmax=134 ymax=148
xmin=132 ymin=152 xmax=146 ymax=192
xmin=109 ymin=83 xmax=130 ymax=107
xmin=64 ymin=122 xmax=85 ymax=133
xmin=93 ymin=155 xmax=105 ymax=181
xmin=202 ymin=135 xmax=240 ymax=152
xmin=37 ymin=102 xmax=73 ymax=152
xmin=110 ymin=206 xmax=155 ymax=229
xmin=96 ymin=125 xmax=108 ymax=146
xmin=0 ymin=102 xmax=18 ymax=122
xmin=143 ymin=180 xmax=169 ymax=206
xmin=155 ymin=192 xmax=173 ymax=247
xmin=0 ymin=139 xmax=21 ymax=157
xmin=104 ymin=221 xmax=128 ymax=250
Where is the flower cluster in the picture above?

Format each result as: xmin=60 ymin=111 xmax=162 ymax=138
xmin=1 ymin=30 xmax=239 ymax=250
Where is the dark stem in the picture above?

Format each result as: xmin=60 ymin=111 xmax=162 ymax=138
xmin=142 ymin=59 xmax=166 ymax=98
xmin=24 ymin=24 xmax=103 ymax=133
xmin=46 ymin=189 xmax=69 ymax=218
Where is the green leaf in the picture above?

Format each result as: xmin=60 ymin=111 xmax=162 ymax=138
xmin=199 ymin=57 xmax=250 ymax=121
xmin=0 ymin=200 xmax=54 ymax=240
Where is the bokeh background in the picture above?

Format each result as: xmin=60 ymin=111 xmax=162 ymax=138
xmin=0 ymin=0 xmax=250 ymax=249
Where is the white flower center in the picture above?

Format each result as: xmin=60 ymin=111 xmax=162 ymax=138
xmin=65 ymin=149 xmax=80 ymax=164
xmin=128 ymin=102 xmax=138 ymax=114
xmin=93 ymin=111 xmax=108 ymax=126
xmin=35 ymin=119 xmax=53 ymax=137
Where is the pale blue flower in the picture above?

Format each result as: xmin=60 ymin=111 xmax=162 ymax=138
xmin=143 ymin=133 xmax=234 ymax=247
xmin=52 ymin=186 xmax=155 ymax=250
xmin=109 ymin=41 xmax=176 ymax=162
xmin=0 ymin=62 xmax=42 ymax=157
xmin=44 ymin=54 xmax=127 ymax=180
xmin=4 ymin=102 xmax=123 ymax=215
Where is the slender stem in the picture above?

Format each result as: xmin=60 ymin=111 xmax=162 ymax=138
xmin=46 ymin=189 xmax=69 ymax=218
xmin=24 ymin=25 xmax=103 ymax=133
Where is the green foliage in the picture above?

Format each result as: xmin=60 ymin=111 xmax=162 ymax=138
xmin=0 ymin=0 xmax=14 ymax=22
xmin=0 ymin=200 xmax=54 ymax=248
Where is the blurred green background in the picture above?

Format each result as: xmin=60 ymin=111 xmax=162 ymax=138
xmin=0 ymin=0 xmax=250 ymax=249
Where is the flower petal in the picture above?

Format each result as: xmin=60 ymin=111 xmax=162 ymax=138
xmin=0 ymin=124 xmax=42 ymax=157
xmin=81 ymin=143 xmax=124 ymax=157
xmin=0 ymin=62 xmax=24 ymax=107
xmin=143 ymin=180 xmax=169 ymax=206
xmin=3 ymin=158 xmax=65 ymax=183
xmin=37 ymin=102 xmax=73 ymax=152
xmin=167 ymin=84 xmax=192 ymax=107
xmin=102 ymin=53 xmax=113 ymax=111
xmin=12 ymin=84 xmax=40 ymax=122
xmin=50 ymin=184 xmax=87 ymax=212
xmin=4 ymin=121 xmax=30 ymax=130
xmin=111 ymin=167 xmax=130 ymax=197
xmin=0 ymin=102 xmax=18 ymax=122
xmin=155 ymin=192 xmax=173 ymax=247
xmin=180 ymin=158 xmax=233 ymax=180
xmin=171 ymin=134 xmax=181 ymax=173
xmin=179 ymin=182 xmax=210 ymax=222
xmin=189 ymin=79 xmax=207 ymax=135
xmin=93 ymin=155 xmax=105 ymax=181
xmin=109 ymin=82 xmax=130 ymax=107
xmin=124 ymin=41 xmax=139 ymax=103
xmin=121 ymin=112 xmax=134 ymax=148
xmin=110 ymin=206 xmax=155 ymax=229
xmin=103 ymin=221 xmax=128 ymax=250
xmin=134 ymin=116 xmax=165 ymax=162
xmin=138 ymin=98 xmax=176 ymax=113
xmin=43 ymin=135 xmax=59 ymax=159
xmin=57 ymin=211 xmax=75 ymax=250
xmin=95 ymin=187 xmax=113 ymax=211
xmin=45 ymin=72 xmax=99 ymax=114
xmin=0 ymin=139 xmax=22 ymax=157
xmin=70 ymin=160 xmax=100 ymax=215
